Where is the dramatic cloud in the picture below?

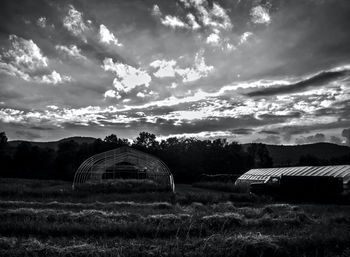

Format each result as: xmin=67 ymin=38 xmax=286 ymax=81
xmin=1 ymin=35 xmax=48 ymax=71
xmin=175 ymin=51 xmax=214 ymax=82
xmin=99 ymin=24 xmax=122 ymax=46
xmin=239 ymin=32 xmax=253 ymax=45
xmin=36 ymin=17 xmax=47 ymax=28
xmin=41 ymin=71 xmax=71 ymax=85
xmin=0 ymin=0 xmax=350 ymax=142
xmin=247 ymin=68 xmax=350 ymax=97
xmin=186 ymin=13 xmax=200 ymax=30
xmin=151 ymin=5 xmax=162 ymax=17
xmin=55 ymin=45 xmax=86 ymax=60
xmin=206 ymin=32 xmax=220 ymax=46
xmin=250 ymin=5 xmax=271 ymax=25
xmin=136 ymin=92 xmax=146 ymax=98
xmin=104 ymin=89 xmax=120 ymax=99
xmin=231 ymin=128 xmax=254 ymax=135
xmin=63 ymin=5 xmax=88 ymax=39
xmin=150 ymin=59 xmax=177 ymax=78
xmin=155 ymin=0 xmax=232 ymax=32
xmin=161 ymin=15 xmax=189 ymax=29
xmin=0 ymin=35 xmax=70 ymax=84
xmin=150 ymin=52 xmax=213 ymax=82
xmin=180 ymin=0 xmax=232 ymax=30
xmin=210 ymin=3 xmax=232 ymax=29
xmin=159 ymin=130 xmax=235 ymax=140
xmin=102 ymin=58 xmax=151 ymax=93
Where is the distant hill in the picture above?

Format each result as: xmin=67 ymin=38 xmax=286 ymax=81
xmin=8 ymin=137 xmax=350 ymax=167
xmin=244 ymin=142 xmax=350 ymax=166
xmin=8 ymin=136 xmax=97 ymax=150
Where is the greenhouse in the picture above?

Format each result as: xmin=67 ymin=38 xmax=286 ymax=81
xmin=235 ymin=165 xmax=350 ymax=192
xmin=72 ymin=146 xmax=175 ymax=192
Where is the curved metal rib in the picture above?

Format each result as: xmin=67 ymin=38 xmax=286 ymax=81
xmin=72 ymin=146 xmax=175 ymax=192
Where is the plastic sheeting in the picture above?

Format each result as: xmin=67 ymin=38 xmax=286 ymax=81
xmin=236 ymin=165 xmax=350 ymax=191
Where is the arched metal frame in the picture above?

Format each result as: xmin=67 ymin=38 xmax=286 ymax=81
xmin=235 ymin=165 xmax=350 ymax=192
xmin=73 ymin=146 xmax=175 ymax=192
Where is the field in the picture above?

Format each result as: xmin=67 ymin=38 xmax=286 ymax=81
xmin=0 ymin=178 xmax=350 ymax=257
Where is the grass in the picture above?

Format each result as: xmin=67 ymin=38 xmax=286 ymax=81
xmin=192 ymin=181 xmax=248 ymax=193
xmin=0 ymin=178 xmax=174 ymax=203
xmin=75 ymin=179 xmax=171 ymax=193
xmin=0 ymin=233 xmax=350 ymax=257
xmin=0 ymin=204 xmax=318 ymax=238
xmin=0 ymin=178 xmax=350 ymax=256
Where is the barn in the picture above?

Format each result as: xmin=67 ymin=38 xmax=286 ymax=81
xmin=235 ymin=165 xmax=350 ymax=194
xmin=72 ymin=146 xmax=175 ymax=192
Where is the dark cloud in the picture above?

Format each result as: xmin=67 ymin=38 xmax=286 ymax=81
xmin=230 ymin=128 xmax=254 ymax=135
xmin=275 ymin=120 xmax=350 ymax=143
xmin=247 ymin=69 xmax=350 ymax=97
xmin=259 ymin=130 xmax=280 ymax=135
xmin=258 ymin=112 xmax=302 ymax=121
xmin=324 ymin=100 xmax=350 ymax=120
xmin=0 ymin=0 xmax=350 ymax=143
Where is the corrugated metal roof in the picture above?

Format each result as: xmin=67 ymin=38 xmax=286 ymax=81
xmin=237 ymin=165 xmax=350 ymax=186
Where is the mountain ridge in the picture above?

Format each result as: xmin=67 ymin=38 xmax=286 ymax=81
xmin=8 ymin=137 xmax=350 ymax=166
xmin=245 ymin=142 xmax=350 ymax=166
xmin=8 ymin=136 xmax=97 ymax=150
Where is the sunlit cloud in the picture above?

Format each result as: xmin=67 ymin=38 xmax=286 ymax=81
xmin=104 ymin=89 xmax=121 ymax=99
xmin=102 ymin=58 xmax=151 ymax=93
xmin=250 ymin=5 xmax=271 ymax=25
xmin=150 ymin=59 xmax=177 ymax=78
xmin=239 ymin=32 xmax=253 ymax=45
xmin=2 ymin=35 xmax=48 ymax=70
xmin=161 ymin=15 xmax=189 ymax=29
xmin=1 ymin=0 xmax=349 ymax=143
xmin=0 ymin=35 xmax=70 ymax=84
xmin=151 ymin=4 xmax=162 ymax=17
xmin=36 ymin=17 xmax=47 ymax=28
xmin=150 ymin=52 xmax=213 ymax=82
xmin=175 ymin=51 xmax=214 ymax=82
xmin=206 ymin=32 xmax=220 ymax=46
xmin=41 ymin=71 xmax=72 ymax=85
xmin=186 ymin=13 xmax=201 ymax=30
xmin=55 ymin=45 xmax=86 ymax=60
xmin=99 ymin=24 xmax=123 ymax=46
xmin=63 ymin=5 xmax=88 ymax=40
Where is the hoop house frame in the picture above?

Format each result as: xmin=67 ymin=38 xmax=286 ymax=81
xmin=72 ymin=146 xmax=175 ymax=192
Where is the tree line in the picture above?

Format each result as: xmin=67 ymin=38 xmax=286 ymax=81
xmin=0 ymin=131 xmax=273 ymax=183
xmin=1 ymin=131 xmax=349 ymax=183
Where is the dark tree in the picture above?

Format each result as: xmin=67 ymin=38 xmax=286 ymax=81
xmin=0 ymin=132 xmax=7 ymax=147
xmin=0 ymin=130 xmax=275 ymax=183
xmin=298 ymin=154 xmax=328 ymax=166
xmin=54 ymin=140 xmax=80 ymax=180
xmin=0 ymin=132 xmax=12 ymax=177
xmin=104 ymin=134 xmax=130 ymax=149
xmin=247 ymin=143 xmax=273 ymax=168
xmin=133 ymin=132 xmax=159 ymax=151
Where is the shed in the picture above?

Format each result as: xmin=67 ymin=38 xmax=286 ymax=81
xmin=235 ymin=165 xmax=350 ymax=193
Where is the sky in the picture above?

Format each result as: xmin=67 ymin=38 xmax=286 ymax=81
xmin=0 ymin=0 xmax=350 ymax=145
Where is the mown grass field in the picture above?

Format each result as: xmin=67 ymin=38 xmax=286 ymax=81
xmin=0 ymin=178 xmax=350 ymax=257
